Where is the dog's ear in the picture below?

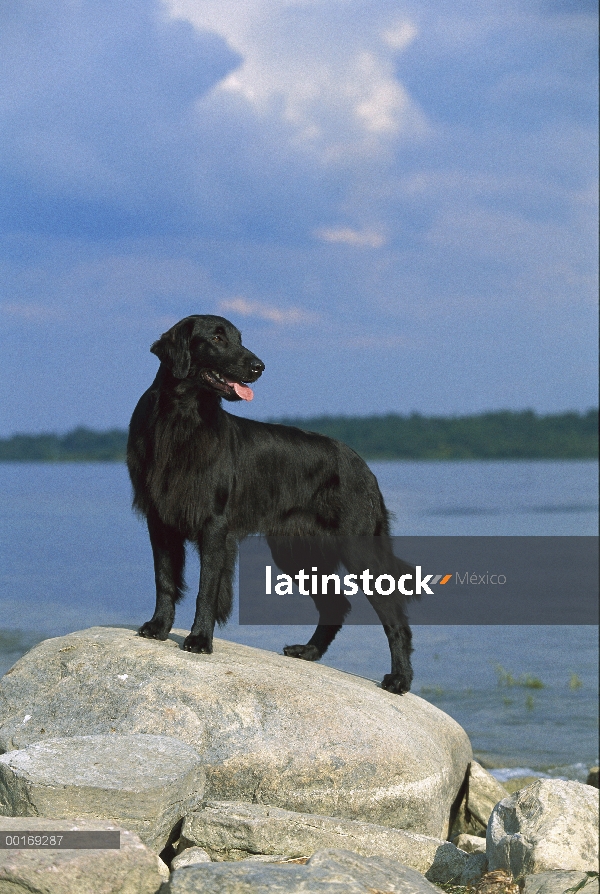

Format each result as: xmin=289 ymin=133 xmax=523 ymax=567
xmin=150 ymin=318 xmax=195 ymax=378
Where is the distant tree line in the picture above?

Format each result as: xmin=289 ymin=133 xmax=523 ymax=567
xmin=0 ymin=410 xmax=597 ymax=461
xmin=0 ymin=428 xmax=128 ymax=462
xmin=276 ymin=409 xmax=599 ymax=460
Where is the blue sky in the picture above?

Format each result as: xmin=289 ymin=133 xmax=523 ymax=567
xmin=0 ymin=0 xmax=597 ymax=435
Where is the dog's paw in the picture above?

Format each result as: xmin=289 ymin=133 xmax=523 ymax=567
xmin=380 ymin=673 xmax=410 ymax=695
xmin=283 ymin=644 xmax=321 ymax=661
xmin=138 ymin=621 xmax=169 ymax=640
xmin=182 ymin=633 xmax=213 ymax=654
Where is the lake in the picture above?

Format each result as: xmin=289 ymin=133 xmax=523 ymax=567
xmin=0 ymin=459 xmax=597 ymax=782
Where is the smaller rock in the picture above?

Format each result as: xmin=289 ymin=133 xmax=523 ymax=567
xmin=0 ymin=817 xmax=164 ymax=894
xmin=522 ymin=870 xmax=599 ymax=894
xmin=587 ymin=768 xmax=599 ymax=788
xmin=156 ymin=856 xmax=170 ymax=882
xmin=431 ymin=844 xmax=473 ymax=886
xmin=459 ymin=853 xmax=489 ymax=886
xmin=487 ymin=779 xmax=599 ymax=878
xmin=455 ymin=833 xmax=487 ymax=854
xmin=241 ymin=855 xmax=309 ymax=864
xmin=468 ymin=762 xmax=510 ymax=826
xmin=0 ymin=734 xmax=205 ymax=852
xmin=503 ymin=776 xmax=543 ymax=794
xmin=452 ymin=761 xmax=509 ymax=837
xmin=180 ymin=799 xmax=470 ymax=884
xmin=171 ymin=847 xmax=212 ymax=870
xmin=169 ymin=847 xmax=444 ymax=893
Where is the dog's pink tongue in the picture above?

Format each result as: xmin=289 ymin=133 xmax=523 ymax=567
xmin=232 ymin=381 xmax=254 ymax=401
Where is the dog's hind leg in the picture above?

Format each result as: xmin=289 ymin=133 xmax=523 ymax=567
xmin=342 ymin=539 xmax=414 ymax=694
xmin=268 ymin=536 xmax=350 ymax=662
xmin=139 ymin=510 xmax=186 ymax=641
xmin=380 ymin=621 xmax=413 ymax=694
xmin=283 ymin=591 xmax=351 ymax=661
xmin=283 ymin=626 xmax=340 ymax=662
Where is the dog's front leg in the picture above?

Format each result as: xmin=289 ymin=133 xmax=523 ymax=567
xmin=139 ymin=510 xmax=186 ymax=641
xmin=183 ymin=521 xmax=234 ymax=653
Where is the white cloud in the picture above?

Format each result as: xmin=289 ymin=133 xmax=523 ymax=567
xmin=382 ymin=20 xmax=419 ymax=51
xmin=352 ymin=52 xmax=415 ymax=135
xmin=314 ymin=226 xmax=386 ymax=247
xmin=343 ymin=333 xmax=410 ymax=348
xmin=220 ymin=297 xmax=317 ymax=324
xmin=164 ymin=0 xmax=427 ymax=158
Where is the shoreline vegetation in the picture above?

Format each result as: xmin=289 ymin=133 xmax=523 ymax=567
xmin=0 ymin=409 xmax=597 ymax=462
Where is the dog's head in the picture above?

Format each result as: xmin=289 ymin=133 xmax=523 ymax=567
xmin=150 ymin=315 xmax=264 ymax=401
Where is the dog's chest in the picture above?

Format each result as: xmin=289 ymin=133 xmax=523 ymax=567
xmin=147 ymin=428 xmax=228 ymax=534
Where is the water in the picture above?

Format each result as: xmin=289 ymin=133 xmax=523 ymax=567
xmin=0 ymin=460 xmax=597 ymax=778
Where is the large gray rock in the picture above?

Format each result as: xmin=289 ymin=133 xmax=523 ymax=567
xmin=180 ymin=799 xmax=470 ymax=884
xmin=487 ymin=779 xmax=599 ymax=877
xmin=169 ymin=847 xmax=443 ymax=893
xmin=451 ymin=760 xmax=509 ymax=837
xmin=0 ymin=734 xmax=205 ymax=851
xmin=0 ymin=816 xmax=164 ymax=894
xmin=0 ymin=626 xmax=472 ymax=839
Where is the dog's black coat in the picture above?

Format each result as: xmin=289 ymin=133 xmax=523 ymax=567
xmin=127 ymin=315 xmax=414 ymax=693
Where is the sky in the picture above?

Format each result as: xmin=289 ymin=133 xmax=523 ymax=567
xmin=0 ymin=0 xmax=598 ymax=435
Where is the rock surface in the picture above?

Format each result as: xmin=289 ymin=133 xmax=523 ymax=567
xmin=454 ymin=833 xmax=487 ymax=854
xmin=460 ymin=853 xmax=489 ymax=885
xmin=156 ymin=856 xmax=170 ymax=882
xmin=241 ymin=854 xmax=310 ymax=863
xmin=0 ymin=626 xmax=472 ymax=838
xmin=467 ymin=762 xmax=509 ymax=825
xmin=180 ymin=799 xmax=470 ymax=885
xmin=0 ymin=816 xmax=164 ymax=894
xmin=521 ymin=870 xmax=599 ymax=894
xmin=487 ymin=778 xmax=599 ymax=877
xmin=171 ymin=846 xmax=213 ymax=870
xmin=0 ymin=734 xmax=205 ymax=851
xmin=169 ymin=847 xmax=444 ymax=893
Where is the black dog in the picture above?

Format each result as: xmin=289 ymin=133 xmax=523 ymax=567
xmin=127 ymin=314 xmax=414 ymax=694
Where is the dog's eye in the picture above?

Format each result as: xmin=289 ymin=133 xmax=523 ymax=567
xmin=212 ymin=335 xmax=223 ymax=343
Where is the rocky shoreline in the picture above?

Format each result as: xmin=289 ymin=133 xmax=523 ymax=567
xmin=0 ymin=627 xmax=597 ymax=893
